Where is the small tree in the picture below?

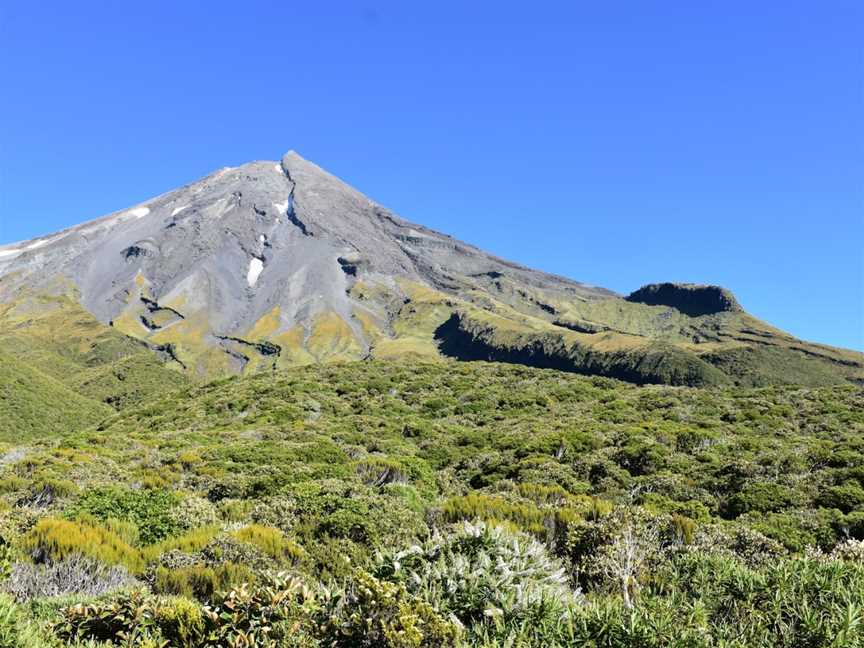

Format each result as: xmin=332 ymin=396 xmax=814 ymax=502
xmin=564 ymin=506 xmax=665 ymax=609
xmin=597 ymin=514 xmax=659 ymax=609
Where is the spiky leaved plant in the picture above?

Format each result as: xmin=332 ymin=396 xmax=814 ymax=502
xmin=376 ymin=520 xmax=581 ymax=635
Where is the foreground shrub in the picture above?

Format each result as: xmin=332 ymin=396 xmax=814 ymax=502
xmin=231 ymin=525 xmax=304 ymax=565
xmin=153 ymin=596 xmax=205 ymax=647
xmin=4 ymin=554 xmax=134 ymax=601
xmin=203 ymin=573 xmax=319 ymax=647
xmin=55 ymin=590 xmax=155 ymax=643
xmin=56 ymin=573 xmax=318 ymax=647
xmin=153 ymin=562 xmax=255 ymax=600
xmin=0 ymin=594 xmax=42 ymax=648
xmin=654 ymin=550 xmax=864 ymax=647
xmin=323 ymin=569 xmax=462 ymax=647
xmin=562 ymin=507 xmax=670 ymax=606
xmin=24 ymin=518 xmax=143 ymax=572
xmin=66 ymin=487 xmax=179 ymax=544
xmin=377 ymin=520 xmax=578 ymax=638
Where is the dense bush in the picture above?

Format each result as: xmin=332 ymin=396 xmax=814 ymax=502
xmin=0 ymin=360 xmax=861 ymax=646
xmin=24 ymin=518 xmax=143 ymax=572
xmin=152 ymin=562 xmax=255 ymax=600
xmin=818 ymin=481 xmax=864 ymax=513
xmin=322 ymin=569 xmax=462 ymax=647
xmin=727 ymin=480 xmax=805 ymax=516
xmin=0 ymin=594 xmax=43 ymax=648
xmin=57 ymin=573 xmax=321 ymax=647
xmin=66 ymin=487 xmax=179 ymax=544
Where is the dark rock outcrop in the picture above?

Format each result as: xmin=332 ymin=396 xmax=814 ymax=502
xmin=626 ymin=283 xmax=742 ymax=317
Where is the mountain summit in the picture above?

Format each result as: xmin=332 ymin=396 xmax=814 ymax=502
xmin=1 ymin=151 xmax=861 ymax=386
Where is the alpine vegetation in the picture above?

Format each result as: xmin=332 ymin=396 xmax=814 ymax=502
xmin=0 ymin=153 xmax=862 ymax=646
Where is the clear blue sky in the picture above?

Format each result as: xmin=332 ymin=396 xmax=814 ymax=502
xmin=1 ymin=1 xmax=862 ymax=350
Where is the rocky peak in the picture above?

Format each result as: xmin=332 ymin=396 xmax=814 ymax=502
xmin=1 ymin=151 xmax=861 ymax=387
xmin=0 ymin=150 xmax=613 ymax=375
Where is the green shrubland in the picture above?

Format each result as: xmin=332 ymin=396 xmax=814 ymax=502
xmin=0 ymin=359 xmax=861 ymax=646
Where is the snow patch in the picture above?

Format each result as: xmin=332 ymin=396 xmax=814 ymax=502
xmin=171 ymin=205 xmax=189 ymax=217
xmin=274 ymin=164 xmax=282 ymax=174
xmin=259 ymin=234 xmax=267 ymax=243
xmin=25 ymin=239 xmax=49 ymax=250
xmin=0 ymin=248 xmax=20 ymax=258
xmin=273 ymin=201 xmax=288 ymax=214
xmin=129 ymin=207 xmax=150 ymax=219
xmin=247 ymin=257 xmax=264 ymax=287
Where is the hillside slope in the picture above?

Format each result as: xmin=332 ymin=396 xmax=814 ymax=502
xmin=0 ymin=361 xmax=862 ymax=645
xmin=11 ymin=359 xmax=864 ymax=558
xmin=0 ymin=349 xmax=110 ymax=440
xmin=0 ymin=151 xmax=860 ymax=386
xmin=0 ymin=286 xmax=189 ymax=430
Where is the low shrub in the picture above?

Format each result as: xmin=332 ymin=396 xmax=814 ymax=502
xmin=24 ymin=518 xmax=143 ymax=572
xmin=200 ymin=534 xmax=276 ymax=572
xmin=153 ymin=596 xmax=205 ymax=646
xmin=355 ymin=457 xmax=411 ymax=487
xmin=688 ymin=524 xmax=787 ymax=567
xmin=249 ymin=496 xmax=297 ymax=532
xmin=440 ymin=492 xmax=584 ymax=537
xmin=153 ymin=562 xmax=255 ymax=600
xmin=169 ymin=496 xmax=219 ymax=531
xmin=4 ymin=554 xmax=134 ymax=601
xmin=232 ymin=525 xmax=304 ymax=564
xmin=66 ymin=487 xmax=179 ymax=544
xmin=141 ymin=526 xmax=221 ymax=563
xmin=0 ymin=594 xmax=43 ymax=648
xmin=323 ymin=569 xmax=462 ymax=647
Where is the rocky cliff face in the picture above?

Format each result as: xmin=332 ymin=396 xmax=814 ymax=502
xmin=1 ymin=151 xmax=861 ymax=386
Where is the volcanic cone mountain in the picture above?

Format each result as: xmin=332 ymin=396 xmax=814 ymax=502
xmin=1 ymin=151 xmax=861 ymax=387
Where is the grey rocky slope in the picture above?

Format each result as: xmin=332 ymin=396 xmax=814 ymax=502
xmin=1 ymin=151 xmax=861 ymax=385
